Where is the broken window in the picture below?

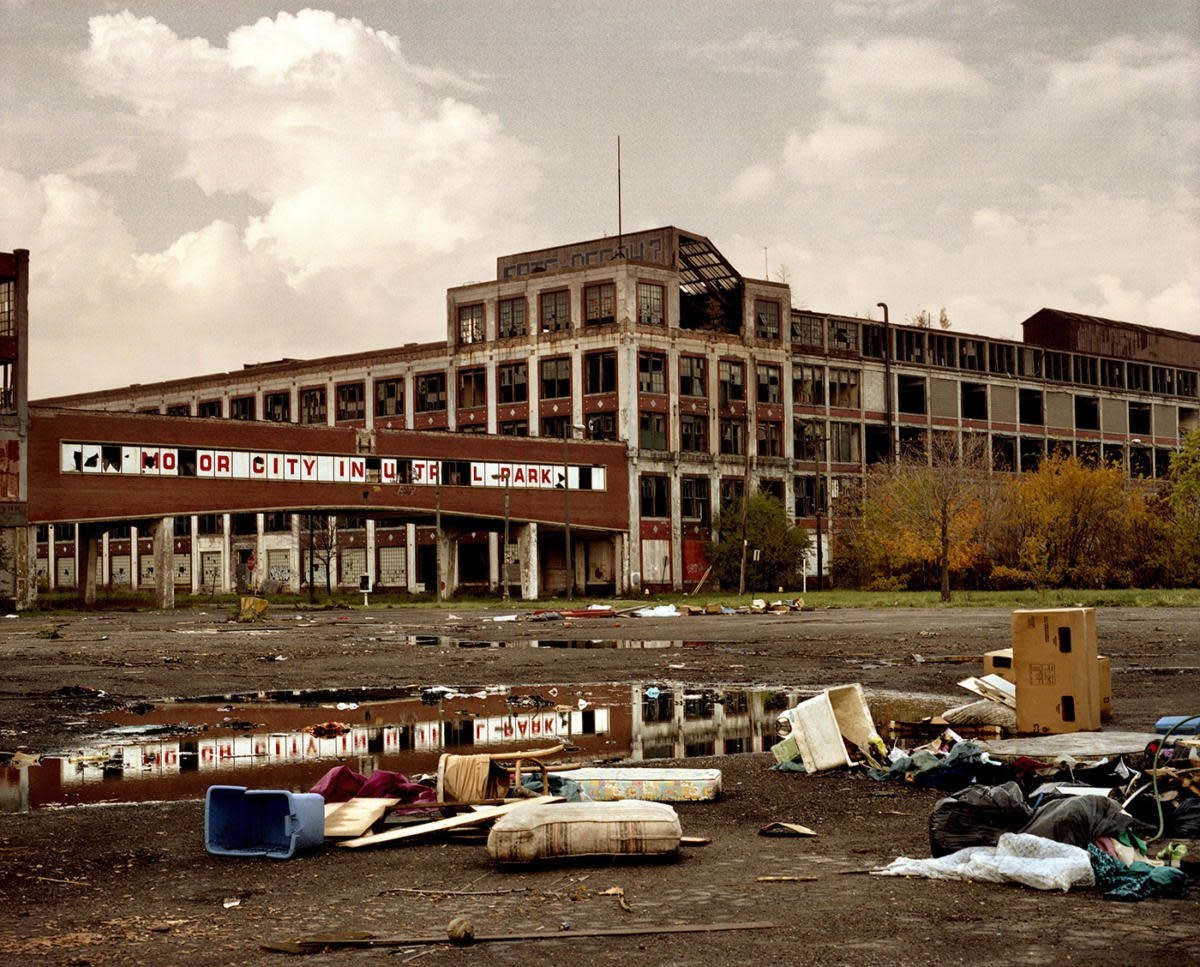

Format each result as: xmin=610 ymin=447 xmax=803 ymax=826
xmin=584 ymin=351 xmax=616 ymax=394
xmin=959 ymin=339 xmax=985 ymax=372
xmin=758 ymin=420 xmax=783 ymax=457
xmin=755 ymin=299 xmax=780 ymax=340
xmin=1128 ymin=363 xmax=1151 ymax=392
xmin=1044 ymin=351 xmax=1070 ymax=382
xmin=1073 ymin=355 xmax=1098 ymax=386
xmin=757 ymin=363 xmax=782 ymax=404
xmin=335 ymin=381 xmax=366 ymax=422
xmin=961 ymin=382 xmax=988 ymax=421
xmin=791 ymin=312 xmax=823 ymax=349
xmin=539 ymin=289 xmax=570 ymax=333
xmin=827 ymin=368 xmax=860 ymax=408
xmin=828 ymin=422 xmax=858 ymax=463
xmin=498 ymin=297 xmax=527 ymax=338
xmin=718 ymin=359 xmax=745 ymax=405
xmin=458 ymin=303 xmax=484 ymax=345
xmin=197 ymin=399 xmax=222 ymax=418
xmin=0 ymin=280 xmax=12 ymax=337
xmin=299 ymin=387 xmax=327 ymax=424
xmin=680 ymin=476 xmax=711 ymax=524
xmin=263 ymin=391 xmax=290 ymax=422
xmin=374 ymin=378 xmax=404 ymax=418
xmin=794 ymin=365 xmax=825 ymax=406
xmin=637 ymin=282 xmax=665 ymax=327
xmin=638 ymin=352 xmax=667 ymax=394
xmin=1019 ymin=388 xmax=1043 ymax=425
xmin=498 ymin=362 xmax=527 ymax=403
xmin=719 ymin=418 xmax=745 ymax=455
xmin=988 ymin=343 xmax=1016 ymax=376
xmin=457 ymin=368 xmax=486 ymax=409
xmin=585 ymin=282 xmax=616 ymax=327
xmin=166 ymin=402 xmax=191 ymax=417
xmin=414 ymin=372 xmax=446 ymax=413
xmin=1074 ymin=395 xmax=1099 ymax=431
xmin=829 ymin=318 xmax=859 ymax=353
xmin=680 ymin=413 xmax=708 ymax=452
xmin=638 ymin=474 xmax=669 ymax=517
xmin=498 ymin=419 xmax=527 ymax=436
xmin=897 ymin=375 xmax=926 ymax=415
xmin=639 ymin=411 xmax=667 ymax=450
xmin=540 ymin=357 xmax=570 ymax=399
xmin=1128 ymin=401 xmax=1151 ymax=435
xmin=679 ymin=355 xmax=707 ymax=397
xmin=586 ymin=412 xmax=616 ymax=440
xmin=895 ymin=329 xmax=925 ymax=364
xmin=224 ymin=395 xmax=252 ymax=421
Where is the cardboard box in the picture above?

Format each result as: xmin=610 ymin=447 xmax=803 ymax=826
xmin=1011 ymin=608 xmax=1101 ymax=734
xmin=985 ymin=645 xmax=1111 ymax=721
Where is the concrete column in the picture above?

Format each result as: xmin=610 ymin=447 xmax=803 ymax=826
xmin=13 ymin=525 xmax=36 ymax=610
xmin=152 ymin=517 xmax=174 ymax=610
xmin=437 ymin=528 xmax=457 ymax=598
xmin=613 ymin=533 xmax=627 ymax=595
xmin=518 ymin=522 xmax=538 ymax=600
xmin=81 ymin=524 xmax=100 ymax=606
xmin=405 ymin=522 xmax=418 ymax=593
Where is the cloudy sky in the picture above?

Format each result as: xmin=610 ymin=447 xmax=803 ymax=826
xmin=2 ymin=1 xmax=1197 ymax=398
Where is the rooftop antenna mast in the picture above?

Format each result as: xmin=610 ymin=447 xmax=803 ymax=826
xmin=616 ymin=136 xmax=624 ymax=259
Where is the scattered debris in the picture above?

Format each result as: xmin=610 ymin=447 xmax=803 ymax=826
xmin=758 ymin=822 xmax=817 ymax=837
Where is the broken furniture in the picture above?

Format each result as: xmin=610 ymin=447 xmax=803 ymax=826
xmin=436 ymin=743 xmax=564 ymax=805
xmin=774 ymin=684 xmax=885 ymax=773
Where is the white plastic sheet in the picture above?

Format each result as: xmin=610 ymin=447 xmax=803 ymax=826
xmin=873 ymin=832 xmax=1095 ymax=892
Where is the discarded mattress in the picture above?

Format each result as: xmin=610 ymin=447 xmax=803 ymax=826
xmin=873 ymin=832 xmax=1095 ymax=892
xmin=564 ymin=767 xmax=721 ymax=802
xmin=487 ymin=800 xmax=682 ymax=863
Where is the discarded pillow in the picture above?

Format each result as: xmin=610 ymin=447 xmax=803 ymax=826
xmin=487 ymin=800 xmax=681 ymax=864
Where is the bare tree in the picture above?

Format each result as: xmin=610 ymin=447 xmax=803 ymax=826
xmin=302 ymin=513 xmax=338 ymax=599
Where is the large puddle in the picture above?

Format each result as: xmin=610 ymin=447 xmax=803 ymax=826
xmin=1 ymin=672 xmax=951 ymax=813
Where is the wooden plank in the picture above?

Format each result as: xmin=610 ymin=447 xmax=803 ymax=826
xmin=336 ymin=795 xmax=562 ymax=849
xmin=323 ymin=798 xmax=402 ymax=838
xmin=264 ymin=920 xmax=780 ymax=953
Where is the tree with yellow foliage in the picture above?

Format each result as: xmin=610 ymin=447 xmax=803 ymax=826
xmin=858 ymin=433 xmax=994 ymax=601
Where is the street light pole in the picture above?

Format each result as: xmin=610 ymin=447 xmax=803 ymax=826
xmin=498 ymin=468 xmax=511 ymax=602
xmin=877 ymin=302 xmax=894 ymax=463
xmin=561 ymin=421 xmax=585 ymax=600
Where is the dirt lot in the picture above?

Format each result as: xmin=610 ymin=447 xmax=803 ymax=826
xmin=1 ymin=604 xmax=1197 ymax=966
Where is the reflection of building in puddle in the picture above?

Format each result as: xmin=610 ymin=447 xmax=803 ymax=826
xmin=411 ymin=636 xmax=684 ymax=650
xmin=4 ymin=682 xmax=844 ymax=812
xmin=1 ymin=684 xmax=627 ymax=812
xmin=630 ymin=685 xmax=808 ymax=761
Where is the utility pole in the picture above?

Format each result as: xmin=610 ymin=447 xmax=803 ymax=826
xmin=877 ymin=302 xmax=894 ymax=463
xmin=738 ymin=410 xmax=751 ymax=596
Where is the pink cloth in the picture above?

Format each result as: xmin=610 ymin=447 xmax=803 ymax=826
xmin=311 ymin=764 xmax=437 ymax=808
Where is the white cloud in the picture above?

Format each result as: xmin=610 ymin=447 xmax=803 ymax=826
xmin=6 ymin=9 xmax=543 ymax=395
xmin=816 ymin=35 xmax=988 ymax=117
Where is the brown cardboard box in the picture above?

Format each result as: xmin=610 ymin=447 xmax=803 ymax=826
xmin=984 ymin=646 xmax=1112 ymax=722
xmin=1011 ymin=608 xmax=1101 ymax=734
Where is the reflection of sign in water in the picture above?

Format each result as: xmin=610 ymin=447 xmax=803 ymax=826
xmin=0 ymin=438 xmax=18 ymax=500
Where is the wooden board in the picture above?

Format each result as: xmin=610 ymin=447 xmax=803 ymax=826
xmin=337 ymin=795 xmax=562 ymax=849
xmin=323 ymin=798 xmax=402 ymax=838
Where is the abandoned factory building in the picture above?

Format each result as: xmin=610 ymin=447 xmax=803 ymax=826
xmin=32 ymin=226 xmax=1200 ymax=598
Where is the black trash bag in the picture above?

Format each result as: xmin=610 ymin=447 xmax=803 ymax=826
xmin=1019 ymin=795 xmax=1140 ymax=848
xmin=1167 ymin=797 xmax=1200 ymax=837
xmin=928 ymin=781 xmax=1033 ymax=857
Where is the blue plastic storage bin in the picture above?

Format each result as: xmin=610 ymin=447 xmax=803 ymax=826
xmin=1155 ymin=715 xmax=1200 ymax=736
xmin=205 ymin=785 xmax=325 ymax=859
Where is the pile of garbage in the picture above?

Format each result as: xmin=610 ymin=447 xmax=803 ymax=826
xmin=769 ymin=682 xmax=1197 ymax=901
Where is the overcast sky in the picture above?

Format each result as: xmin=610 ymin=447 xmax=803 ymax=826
xmin=2 ymin=1 xmax=1197 ymax=398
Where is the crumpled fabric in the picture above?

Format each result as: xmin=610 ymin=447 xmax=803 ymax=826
xmin=1019 ymin=795 xmax=1138 ymax=848
xmin=310 ymin=764 xmax=437 ymax=809
xmin=1087 ymin=845 xmax=1191 ymax=901
xmin=870 ymin=741 xmax=1010 ymax=789
xmin=874 ymin=832 xmax=1095 ymax=892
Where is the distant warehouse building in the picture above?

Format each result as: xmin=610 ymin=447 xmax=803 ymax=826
xmin=33 ymin=227 xmax=1200 ymax=596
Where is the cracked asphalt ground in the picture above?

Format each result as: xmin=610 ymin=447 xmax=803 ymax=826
xmin=1 ymin=605 xmax=1197 ymax=965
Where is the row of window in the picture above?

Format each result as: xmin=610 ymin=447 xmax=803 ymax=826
xmin=458 ymin=281 xmax=666 ymax=345
xmin=879 ymin=328 xmax=1198 ymax=398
